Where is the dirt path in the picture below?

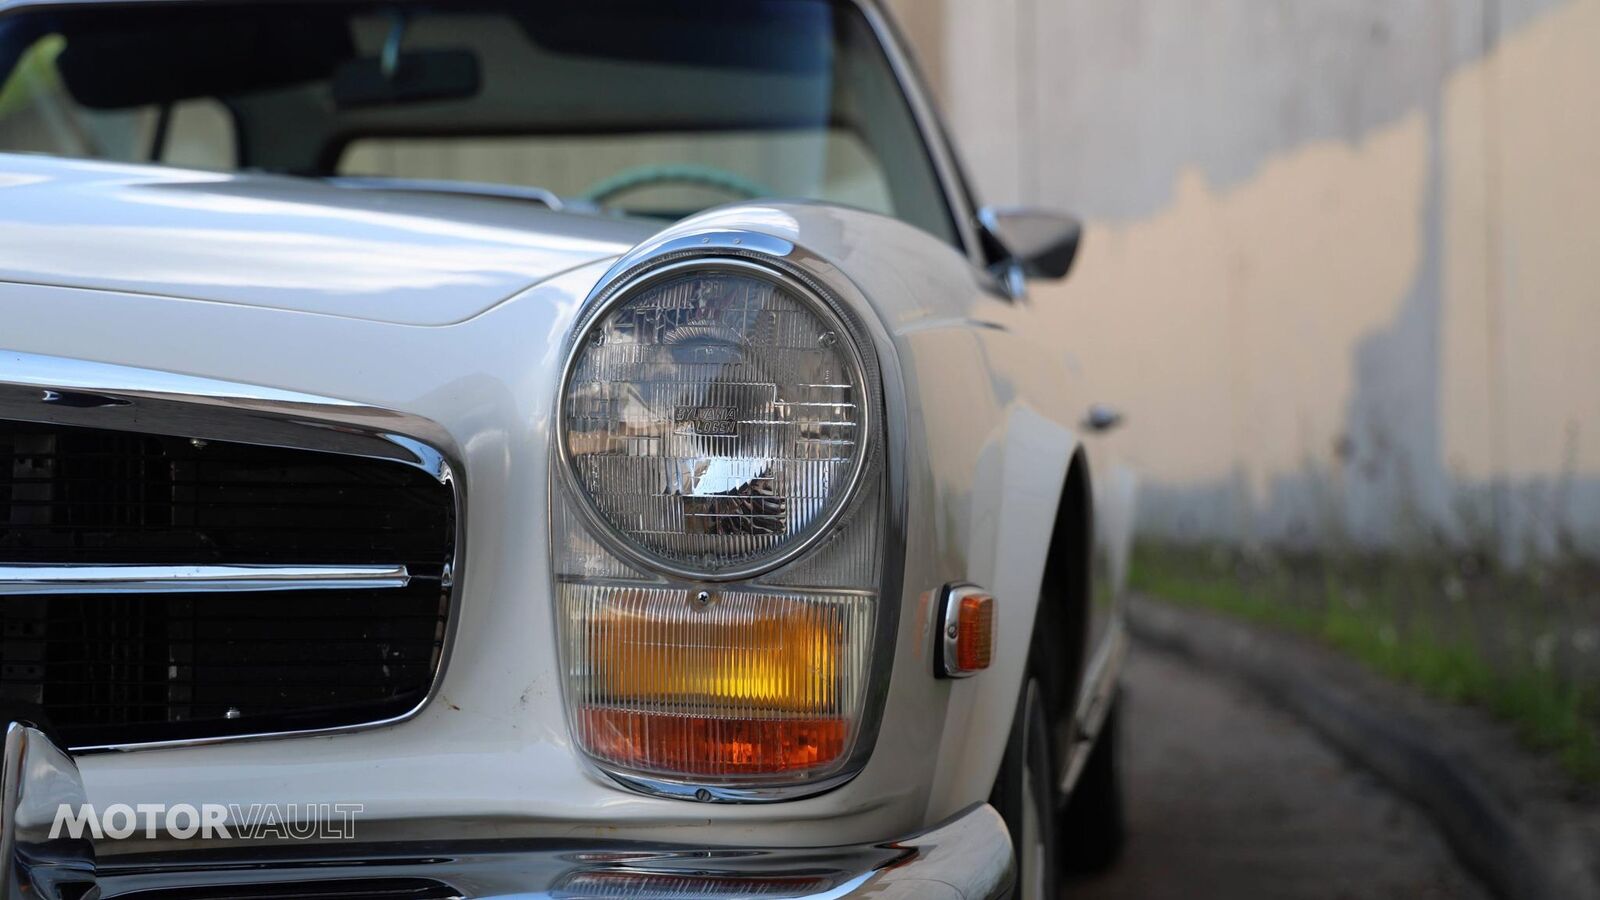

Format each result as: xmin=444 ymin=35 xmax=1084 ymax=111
xmin=1067 ymin=647 xmax=1490 ymax=899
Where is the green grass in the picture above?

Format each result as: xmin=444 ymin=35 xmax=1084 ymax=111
xmin=1131 ymin=543 xmax=1600 ymax=784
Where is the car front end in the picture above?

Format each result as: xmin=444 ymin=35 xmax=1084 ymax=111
xmin=0 ymin=184 xmax=1017 ymax=900
xmin=0 ymin=2 xmax=1127 ymax=898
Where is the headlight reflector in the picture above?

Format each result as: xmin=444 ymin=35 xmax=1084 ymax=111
xmin=558 ymin=261 xmax=872 ymax=580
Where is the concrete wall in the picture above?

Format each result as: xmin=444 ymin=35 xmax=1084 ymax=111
xmin=889 ymin=0 xmax=1600 ymax=559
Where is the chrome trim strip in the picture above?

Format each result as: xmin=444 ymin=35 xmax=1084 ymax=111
xmin=0 ymin=350 xmax=453 ymax=478
xmin=0 ymin=564 xmax=411 ymax=596
xmin=87 ymin=803 xmax=1013 ymax=900
xmin=1059 ymin=618 xmax=1127 ymax=795
xmin=0 ymin=350 xmax=466 ymax=754
xmin=600 ymin=766 xmax=869 ymax=805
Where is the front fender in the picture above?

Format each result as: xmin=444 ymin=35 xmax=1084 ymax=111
xmin=638 ymin=203 xmax=1097 ymax=823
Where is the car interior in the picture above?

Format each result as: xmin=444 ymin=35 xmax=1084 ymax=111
xmin=0 ymin=0 xmax=958 ymax=243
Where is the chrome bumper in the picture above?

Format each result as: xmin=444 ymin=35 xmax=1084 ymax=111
xmin=4 ymin=718 xmax=1014 ymax=900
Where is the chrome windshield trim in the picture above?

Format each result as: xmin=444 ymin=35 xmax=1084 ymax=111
xmin=855 ymin=0 xmax=987 ymax=269
xmin=0 ymin=564 xmax=412 ymax=596
xmin=0 ymin=350 xmax=466 ymax=755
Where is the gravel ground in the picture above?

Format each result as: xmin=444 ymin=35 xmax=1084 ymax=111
xmin=1067 ymin=647 xmax=1491 ymax=900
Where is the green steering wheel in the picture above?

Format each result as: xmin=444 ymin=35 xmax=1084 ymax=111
xmin=581 ymin=163 xmax=772 ymax=206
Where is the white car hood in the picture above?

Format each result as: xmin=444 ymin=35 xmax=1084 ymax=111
xmin=0 ymin=154 xmax=658 ymax=325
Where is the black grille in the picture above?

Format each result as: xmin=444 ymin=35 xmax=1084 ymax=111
xmin=0 ymin=420 xmax=454 ymax=747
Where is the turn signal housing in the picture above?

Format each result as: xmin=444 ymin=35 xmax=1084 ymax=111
xmin=937 ymin=584 xmax=995 ymax=678
xmin=560 ymin=584 xmax=872 ymax=781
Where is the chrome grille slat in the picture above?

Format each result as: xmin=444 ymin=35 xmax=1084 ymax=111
xmin=0 ymin=564 xmax=412 ymax=595
xmin=0 ymin=415 xmax=456 ymax=749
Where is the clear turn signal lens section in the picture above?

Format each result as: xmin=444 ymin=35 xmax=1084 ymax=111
xmin=560 ymin=583 xmax=872 ymax=781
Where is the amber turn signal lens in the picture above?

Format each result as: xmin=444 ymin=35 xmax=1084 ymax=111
xmin=577 ymin=710 xmax=850 ymax=777
xmin=560 ymin=583 xmax=873 ymax=782
xmin=956 ymin=593 xmax=995 ymax=672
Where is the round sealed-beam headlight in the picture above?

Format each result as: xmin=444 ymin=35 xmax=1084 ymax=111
xmin=557 ymin=258 xmax=876 ymax=581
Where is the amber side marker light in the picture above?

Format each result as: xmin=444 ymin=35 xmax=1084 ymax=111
xmin=936 ymin=584 xmax=995 ymax=679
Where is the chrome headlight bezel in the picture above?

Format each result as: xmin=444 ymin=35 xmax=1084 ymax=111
xmin=553 ymin=252 xmax=883 ymax=584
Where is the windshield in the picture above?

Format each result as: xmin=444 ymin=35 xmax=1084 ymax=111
xmin=0 ymin=0 xmax=958 ymax=245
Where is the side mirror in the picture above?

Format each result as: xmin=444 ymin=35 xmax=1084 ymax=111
xmin=978 ymin=207 xmax=1083 ymax=281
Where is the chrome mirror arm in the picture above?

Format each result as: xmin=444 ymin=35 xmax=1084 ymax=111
xmin=2 ymin=722 xmax=98 ymax=900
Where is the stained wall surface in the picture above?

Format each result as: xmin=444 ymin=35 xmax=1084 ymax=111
xmin=889 ymin=0 xmax=1600 ymax=557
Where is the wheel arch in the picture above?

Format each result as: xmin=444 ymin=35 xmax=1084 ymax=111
xmin=1031 ymin=446 xmax=1094 ymax=728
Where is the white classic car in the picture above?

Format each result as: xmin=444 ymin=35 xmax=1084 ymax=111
xmin=0 ymin=2 xmax=1135 ymax=898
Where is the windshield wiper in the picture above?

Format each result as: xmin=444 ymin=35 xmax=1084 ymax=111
xmin=325 ymin=176 xmax=574 ymax=211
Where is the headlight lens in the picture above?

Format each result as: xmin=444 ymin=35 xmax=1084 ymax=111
xmin=558 ymin=261 xmax=872 ymax=580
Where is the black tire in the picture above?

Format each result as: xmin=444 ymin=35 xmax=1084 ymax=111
xmin=991 ymin=671 xmax=1060 ymax=900
xmin=1060 ymin=692 xmax=1126 ymax=874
